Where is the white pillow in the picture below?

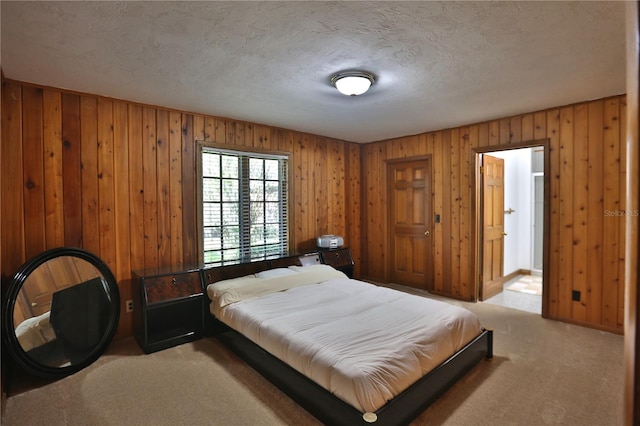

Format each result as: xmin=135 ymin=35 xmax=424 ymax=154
xmin=255 ymin=268 xmax=299 ymax=279
xmin=288 ymin=264 xmax=337 ymax=273
xmin=207 ymin=275 xmax=257 ymax=300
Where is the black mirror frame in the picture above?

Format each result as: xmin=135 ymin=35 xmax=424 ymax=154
xmin=2 ymin=247 xmax=120 ymax=379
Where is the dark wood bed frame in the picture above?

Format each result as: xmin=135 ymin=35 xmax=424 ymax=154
xmin=202 ymin=253 xmax=493 ymax=426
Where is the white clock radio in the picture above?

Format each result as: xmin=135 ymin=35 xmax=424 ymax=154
xmin=316 ymin=235 xmax=344 ymax=249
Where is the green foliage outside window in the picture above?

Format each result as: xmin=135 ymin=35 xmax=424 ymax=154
xmin=201 ymin=149 xmax=288 ymax=264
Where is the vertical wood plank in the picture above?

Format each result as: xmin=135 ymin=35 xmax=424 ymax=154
xmin=169 ymin=111 xmax=184 ymax=267
xmin=362 ymin=143 xmax=384 ymax=279
xmin=467 ymin=125 xmax=480 ymax=299
xmin=128 ymin=104 xmax=145 ymax=273
xmin=499 ymin=118 xmax=511 ymax=145
xmin=416 ymin=134 xmax=428 ymax=156
xmin=359 ymin=145 xmax=371 ymax=277
xmin=558 ymin=106 xmax=574 ymax=320
xmin=432 ymin=132 xmax=444 ymax=293
xmin=522 ymin=113 xmax=534 ymax=142
xmin=276 ymin=129 xmax=295 ymax=249
xmin=534 ymin=111 xmax=547 ymax=140
xmin=80 ymin=96 xmax=99 ymax=254
xmin=346 ymin=142 xmax=361 ymax=276
xmin=244 ymin=123 xmax=254 ymax=150
xmin=43 ymin=89 xmax=64 ymax=249
xmin=489 ymin=120 xmax=499 ymax=147
xmin=617 ymin=98 xmax=627 ymax=330
xmin=156 ymin=109 xmax=172 ymax=267
xmin=331 ymin=138 xmax=341 ymax=235
xmin=572 ymin=103 xmax=589 ymax=321
xmin=97 ymin=98 xmax=116 ymax=271
xmin=225 ymin=120 xmax=236 ymax=145
xmin=293 ymin=133 xmax=304 ymax=252
xmin=586 ymin=100 xmax=604 ymax=325
xmin=458 ymin=127 xmax=471 ymax=298
xmin=234 ymin=121 xmax=246 ymax=146
xmin=204 ymin=116 xmax=214 ymax=141
xmin=441 ymin=130 xmax=452 ymax=294
xmin=193 ymin=115 xmax=205 ymax=142
xmin=377 ymin=143 xmax=388 ymax=280
xmin=142 ymin=107 xmax=158 ymax=269
xmin=546 ymin=108 xmax=561 ymax=317
xmin=254 ymin=124 xmax=270 ymax=150
xmin=509 ymin=115 xmax=522 ymax=144
xmin=181 ymin=114 xmax=197 ymax=264
xmin=22 ymin=86 xmax=46 ymax=259
xmin=113 ymin=100 xmax=131 ymax=283
xmin=449 ymin=128 xmax=461 ymax=296
xmin=602 ymin=98 xmax=621 ymax=328
xmin=478 ymin=123 xmax=489 ymax=148
xmin=214 ymin=118 xmax=226 ymax=144
xmin=308 ymin=136 xmax=318 ymax=245
xmin=315 ymin=136 xmax=328 ymax=236
xmin=334 ymin=139 xmax=346 ymax=239
xmin=1 ymin=81 xmax=25 ymax=274
xmin=61 ymin=93 xmax=82 ymax=247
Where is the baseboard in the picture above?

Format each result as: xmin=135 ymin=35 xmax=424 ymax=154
xmin=503 ymin=269 xmax=534 ymax=281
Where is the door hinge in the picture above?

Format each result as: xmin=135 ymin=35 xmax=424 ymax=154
xmin=479 ymin=274 xmax=483 ymax=284
xmin=479 ymin=166 xmax=484 ymax=175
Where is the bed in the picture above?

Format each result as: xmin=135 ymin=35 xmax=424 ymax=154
xmin=204 ymin=255 xmax=493 ymax=425
xmin=15 ymin=311 xmax=57 ymax=352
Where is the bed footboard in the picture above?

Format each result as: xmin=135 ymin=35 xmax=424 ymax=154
xmin=214 ymin=322 xmax=493 ymax=426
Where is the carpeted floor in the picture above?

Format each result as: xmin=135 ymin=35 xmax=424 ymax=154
xmin=1 ymin=286 xmax=624 ymax=426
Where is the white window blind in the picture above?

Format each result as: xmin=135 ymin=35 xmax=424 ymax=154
xmin=201 ymin=147 xmax=289 ymax=264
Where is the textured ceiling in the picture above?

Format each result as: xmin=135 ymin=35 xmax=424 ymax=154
xmin=1 ymin=1 xmax=627 ymax=143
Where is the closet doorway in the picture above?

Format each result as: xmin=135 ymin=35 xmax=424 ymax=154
xmin=474 ymin=143 xmax=549 ymax=315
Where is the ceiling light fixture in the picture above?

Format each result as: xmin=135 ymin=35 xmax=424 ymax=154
xmin=330 ymin=71 xmax=375 ymax=96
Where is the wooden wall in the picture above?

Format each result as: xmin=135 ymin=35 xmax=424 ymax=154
xmin=361 ymin=95 xmax=627 ymax=334
xmin=0 ymin=78 xmax=628 ymax=336
xmin=0 ymin=80 xmax=361 ymax=338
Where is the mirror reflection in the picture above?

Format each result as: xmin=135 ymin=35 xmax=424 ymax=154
xmin=12 ymin=256 xmax=112 ymax=368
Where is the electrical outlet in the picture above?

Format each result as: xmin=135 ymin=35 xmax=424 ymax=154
xmin=126 ymin=300 xmax=134 ymax=312
xmin=571 ymin=290 xmax=581 ymax=302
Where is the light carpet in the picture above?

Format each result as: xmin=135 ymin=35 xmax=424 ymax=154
xmin=1 ymin=285 xmax=623 ymax=426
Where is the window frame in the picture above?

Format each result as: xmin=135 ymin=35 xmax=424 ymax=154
xmin=196 ymin=142 xmax=291 ymax=265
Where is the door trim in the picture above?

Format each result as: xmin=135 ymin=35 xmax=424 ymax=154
xmin=472 ymin=139 xmax=551 ymax=318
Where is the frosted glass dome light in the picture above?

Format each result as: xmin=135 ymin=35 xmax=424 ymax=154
xmin=330 ymin=71 xmax=375 ymax=96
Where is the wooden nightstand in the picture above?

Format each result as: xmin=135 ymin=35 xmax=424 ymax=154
xmin=133 ymin=266 xmax=204 ymax=354
xmin=319 ymin=247 xmax=354 ymax=278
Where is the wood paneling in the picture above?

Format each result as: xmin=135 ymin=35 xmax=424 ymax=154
xmin=361 ymin=95 xmax=627 ymax=334
xmin=0 ymin=80 xmax=361 ymax=338
xmin=0 ymin=78 xmax=627 ymax=336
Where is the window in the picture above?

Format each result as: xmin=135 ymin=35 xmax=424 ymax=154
xmin=200 ymin=146 xmax=289 ymax=265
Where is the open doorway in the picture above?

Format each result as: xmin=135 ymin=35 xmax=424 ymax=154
xmin=475 ymin=143 xmax=548 ymax=315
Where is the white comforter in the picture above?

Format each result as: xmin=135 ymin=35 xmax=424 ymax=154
xmin=208 ymin=265 xmax=482 ymax=413
xmin=15 ymin=311 xmax=57 ymax=352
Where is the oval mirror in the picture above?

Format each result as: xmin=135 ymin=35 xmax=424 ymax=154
xmin=2 ymin=247 xmax=120 ymax=379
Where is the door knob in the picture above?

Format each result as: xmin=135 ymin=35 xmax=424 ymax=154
xmin=424 ymin=230 xmax=430 ymax=236
xmin=502 ymin=232 xmax=508 ymax=236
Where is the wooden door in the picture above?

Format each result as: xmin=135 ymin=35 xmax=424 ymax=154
xmin=388 ymin=159 xmax=433 ymax=289
xmin=481 ymin=154 xmax=505 ymax=300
